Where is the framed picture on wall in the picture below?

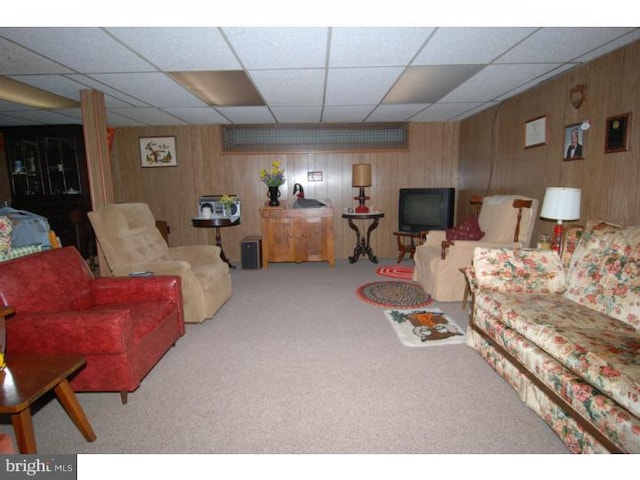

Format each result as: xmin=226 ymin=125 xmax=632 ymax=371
xmin=605 ymin=113 xmax=631 ymax=153
xmin=563 ymin=123 xmax=585 ymax=161
xmin=139 ymin=137 xmax=177 ymax=167
xmin=524 ymin=115 xmax=547 ymax=148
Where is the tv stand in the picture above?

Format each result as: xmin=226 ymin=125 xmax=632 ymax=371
xmin=393 ymin=231 xmax=422 ymax=263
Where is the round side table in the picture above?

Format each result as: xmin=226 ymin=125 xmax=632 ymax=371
xmin=191 ymin=217 xmax=240 ymax=268
xmin=342 ymin=211 xmax=384 ymax=263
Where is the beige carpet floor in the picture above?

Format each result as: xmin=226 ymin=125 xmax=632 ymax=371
xmin=1 ymin=258 xmax=571 ymax=458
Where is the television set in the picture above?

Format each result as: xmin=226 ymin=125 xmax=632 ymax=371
xmin=398 ymin=188 xmax=455 ymax=233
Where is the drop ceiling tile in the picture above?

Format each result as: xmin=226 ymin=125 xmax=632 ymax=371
xmin=271 ymin=106 xmax=323 ymax=123
xmin=411 ymin=102 xmax=487 ymax=121
xmin=494 ymin=63 xmax=578 ymax=101
xmin=0 ymin=114 xmax=40 ymax=126
xmin=223 ymin=27 xmax=328 ymax=69
xmin=215 ymin=106 xmax=276 ymax=124
xmin=440 ymin=63 xmax=564 ymax=103
xmin=367 ymin=104 xmax=431 ymax=122
xmin=66 ymin=74 xmax=149 ymax=107
xmin=0 ymin=37 xmax=74 ymax=75
xmin=451 ymin=102 xmax=501 ymax=121
xmin=109 ymin=107 xmax=187 ymax=126
xmin=55 ymin=108 xmax=83 ymax=122
xmin=384 ymin=65 xmax=484 ymax=104
xmin=573 ymin=29 xmax=640 ymax=63
xmin=0 ymin=99 xmax=35 ymax=112
xmin=0 ymin=27 xmax=156 ymax=73
xmin=0 ymin=109 xmax=79 ymax=125
xmin=322 ymin=105 xmax=376 ymax=123
xmin=329 ymin=27 xmax=433 ymax=67
xmin=249 ymin=69 xmax=325 ymax=105
xmin=106 ymin=27 xmax=242 ymax=71
xmin=413 ymin=27 xmax=537 ymax=65
xmin=105 ymin=111 xmax=148 ymax=127
xmin=163 ymin=107 xmax=230 ymax=125
xmin=496 ymin=27 xmax=637 ymax=63
xmin=325 ymin=67 xmax=404 ymax=105
xmin=7 ymin=74 xmax=87 ymax=101
xmin=87 ymin=72 xmax=207 ymax=107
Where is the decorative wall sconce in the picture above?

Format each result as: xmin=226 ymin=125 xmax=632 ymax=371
xmin=569 ymin=84 xmax=586 ymax=109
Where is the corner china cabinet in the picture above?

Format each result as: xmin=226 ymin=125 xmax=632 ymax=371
xmin=1 ymin=125 xmax=95 ymax=260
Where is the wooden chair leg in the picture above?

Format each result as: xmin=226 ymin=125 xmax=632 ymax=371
xmin=120 ymin=391 xmax=128 ymax=405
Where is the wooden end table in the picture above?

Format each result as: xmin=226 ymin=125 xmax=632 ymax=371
xmin=0 ymin=354 xmax=97 ymax=453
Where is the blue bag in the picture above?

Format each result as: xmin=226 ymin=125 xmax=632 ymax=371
xmin=0 ymin=207 xmax=52 ymax=249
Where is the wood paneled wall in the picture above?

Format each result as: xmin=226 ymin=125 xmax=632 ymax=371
xmin=457 ymin=40 xmax=640 ymax=242
xmin=109 ymin=39 xmax=638 ymax=262
xmin=110 ymin=123 xmax=459 ymax=261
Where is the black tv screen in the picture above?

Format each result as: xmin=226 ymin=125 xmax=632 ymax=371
xmin=398 ymin=188 xmax=455 ymax=233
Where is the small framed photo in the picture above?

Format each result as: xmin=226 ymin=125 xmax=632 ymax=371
xmin=563 ymin=123 xmax=585 ymax=161
xmin=524 ymin=115 xmax=547 ymax=148
xmin=605 ymin=113 xmax=631 ymax=153
xmin=139 ymin=137 xmax=177 ymax=167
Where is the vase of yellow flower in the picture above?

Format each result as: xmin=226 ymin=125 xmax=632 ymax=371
xmin=267 ymin=186 xmax=280 ymax=206
xmin=260 ymin=161 xmax=285 ymax=207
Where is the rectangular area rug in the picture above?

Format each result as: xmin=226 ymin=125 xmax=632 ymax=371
xmin=384 ymin=308 xmax=466 ymax=347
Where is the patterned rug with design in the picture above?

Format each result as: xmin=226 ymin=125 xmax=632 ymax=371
xmin=376 ymin=264 xmax=414 ymax=280
xmin=356 ymin=281 xmax=433 ymax=309
xmin=384 ymin=309 xmax=466 ymax=347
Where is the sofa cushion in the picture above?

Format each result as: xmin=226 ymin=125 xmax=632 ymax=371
xmin=564 ymin=221 xmax=640 ymax=329
xmin=473 ymin=247 xmax=567 ymax=294
xmin=475 ymin=291 xmax=640 ymax=418
xmin=118 ymin=226 xmax=170 ymax=263
xmin=446 ymin=214 xmax=484 ymax=241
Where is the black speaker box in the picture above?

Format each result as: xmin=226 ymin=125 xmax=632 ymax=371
xmin=241 ymin=236 xmax=262 ymax=270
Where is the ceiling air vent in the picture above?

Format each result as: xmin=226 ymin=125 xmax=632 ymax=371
xmin=221 ymin=123 xmax=408 ymax=153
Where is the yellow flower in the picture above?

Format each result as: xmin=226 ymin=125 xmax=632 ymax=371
xmin=260 ymin=160 xmax=285 ymax=187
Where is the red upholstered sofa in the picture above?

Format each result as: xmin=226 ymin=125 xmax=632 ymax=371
xmin=0 ymin=246 xmax=185 ymax=403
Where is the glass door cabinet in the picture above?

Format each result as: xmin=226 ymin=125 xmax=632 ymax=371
xmin=1 ymin=125 xmax=95 ymax=260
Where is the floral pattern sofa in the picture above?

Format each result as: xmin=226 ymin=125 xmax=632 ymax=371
xmin=465 ymin=220 xmax=640 ymax=453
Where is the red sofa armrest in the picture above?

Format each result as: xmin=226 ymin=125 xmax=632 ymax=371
xmin=7 ymin=309 xmax=134 ymax=355
xmin=90 ymin=275 xmax=183 ymax=306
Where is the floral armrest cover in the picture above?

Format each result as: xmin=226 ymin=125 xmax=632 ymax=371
xmin=472 ymin=247 xmax=567 ymax=294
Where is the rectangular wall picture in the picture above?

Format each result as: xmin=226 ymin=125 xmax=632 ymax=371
xmin=563 ymin=123 xmax=585 ymax=161
xmin=139 ymin=137 xmax=177 ymax=167
xmin=524 ymin=115 xmax=547 ymax=148
xmin=605 ymin=113 xmax=631 ymax=153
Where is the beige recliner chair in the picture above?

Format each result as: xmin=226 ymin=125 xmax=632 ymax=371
xmin=413 ymin=195 xmax=539 ymax=302
xmin=88 ymin=202 xmax=231 ymax=323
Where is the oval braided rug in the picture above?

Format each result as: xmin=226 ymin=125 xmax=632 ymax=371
xmin=356 ymin=281 xmax=433 ymax=309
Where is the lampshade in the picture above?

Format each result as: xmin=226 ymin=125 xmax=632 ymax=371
xmin=352 ymin=164 xmax=372 ymax=187
xmin=540 ymin=187 xmax=582 ymax=221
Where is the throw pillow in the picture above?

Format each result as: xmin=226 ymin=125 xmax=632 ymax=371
xmin=446 ymin=214 xmax=485 ymax=241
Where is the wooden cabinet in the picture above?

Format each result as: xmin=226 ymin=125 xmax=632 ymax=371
xmin=260 ymin=207 xmax=335 ymax=268
xmin=1 ymin=125 xmax=94 ymax=260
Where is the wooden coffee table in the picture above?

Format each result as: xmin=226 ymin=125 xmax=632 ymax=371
xmin=0 ymin=354 xmax=97 ymax=453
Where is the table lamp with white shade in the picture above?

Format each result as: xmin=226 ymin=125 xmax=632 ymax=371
xmin=540 ymin=187 xmax=582 ymax=253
